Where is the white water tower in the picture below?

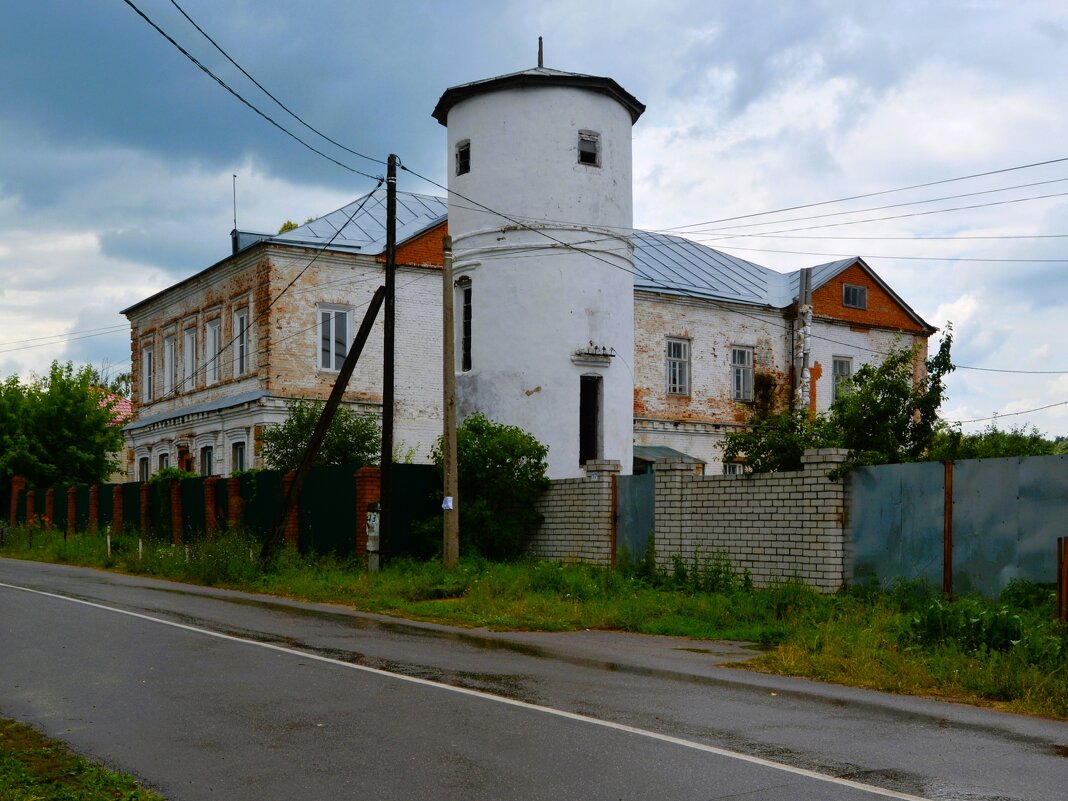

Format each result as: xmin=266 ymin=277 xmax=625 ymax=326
xmin=433 ymin=55 xmax=645 ymax=478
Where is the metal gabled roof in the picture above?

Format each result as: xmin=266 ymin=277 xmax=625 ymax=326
xmin=271 ymin=189 xmax=448 ymax=255
xmin=632 ymin=231 xmax=793 ymax=308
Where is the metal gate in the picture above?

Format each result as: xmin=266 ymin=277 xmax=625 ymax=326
xmin=615 ymin=473 xmax=654 ymax=563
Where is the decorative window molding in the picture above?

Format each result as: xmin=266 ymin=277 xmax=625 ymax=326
xmin=455 ymin=140 xmax=470 ymax=176
xmin=732 ymin=346 xmax=754 ymax=401
xmin=456 ymin=277 xmax=472 ymax=372
xmin=833 ymin=357 xmax=853 ymax=401
xmin=199 ymin=445 xmax=214 ymax=477
xmin=318 ymin=304 xmax=351 ymax=371
xmin=666 ymin=338 xmax=690 ymax=396
xmin=578 ymin=130 xmax=600 ymax=167
xmin=843 ymin=284 xmax=868 ymax=309
xmin=230 ymin=441 xmax=246 ymax=474
xmin=137 ymin=456 xmax=149 ymax=483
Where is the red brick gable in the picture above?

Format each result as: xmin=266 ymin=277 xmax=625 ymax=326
xmin=812 ymin=262 xmax=929 ymax=334
xmin=375 ymin=221 xmax=448 ymax=268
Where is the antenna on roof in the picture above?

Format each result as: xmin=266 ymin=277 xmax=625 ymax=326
xmin=232 ymin=174 xmax=238 ymax=231
xmin=538 ymin=36 xmax=543 ymax=68
xmin=231 ymin=174 xmax=240 ymax=254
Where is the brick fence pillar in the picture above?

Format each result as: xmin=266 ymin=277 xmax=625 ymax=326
xmin=203 ymin=477 xmax=218 ymax=536
xmin=139 ymin=482 xmax=150 ymax=536
xmin=227 ymin=477 xmax=243 ymax=527
xmin=280 ymin=472 xmax=299 ymax=548
xmin=651 ymin=457 xmax=700 ymax=567
xmin=25 ymin=490 xmax=36 ymax=526
xmin=44 ymin=488 xmax=55 ymax=528
xmin=67 ymin=486 xmax=77 ymax=533
xmin=9 ymin=475 xmax=26 ymax=526
xmin=170 ymin=480 xmax=183 ymax=545
xmin=581 ymin=459 xmax=621 ymax=566
xmin=354 ymin=466 xmax=381 ymax=555
xmin=799 ymin=448 xmax=851 ymax=591
xmin=88 ymin=484 xmax=99 ymax=534
xmin=112 ymin=484 xmax=124 ymax=533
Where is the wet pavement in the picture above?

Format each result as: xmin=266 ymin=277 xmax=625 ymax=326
xmin=1 ymin=558 xmax=1065 ymax=800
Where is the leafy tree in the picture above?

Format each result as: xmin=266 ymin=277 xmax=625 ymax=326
xmin=260 ymin=398 xmax=380 ymax=472
xmin=927 ymin=422 xmax=1056 ymax=461
xmin=0 ymin=361 xmax=124 ymax=488
xmin=277 ymin=220 xmax=299 ymax=234
xmin=722 ymin=329 xmax=954 ymax=473
xmin=830 ymin=327 xmax=953 ymax=466
xmin=429 ymin=413 xmax=549 ymax=560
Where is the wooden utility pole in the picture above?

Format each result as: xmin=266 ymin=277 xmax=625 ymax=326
xmin=442 ymin=236 xmax=460 ymax=569
xmin=379 ymin=155 xmax=398 ymax=562
xmin=261 ymin=285 xmax=386 ymax=563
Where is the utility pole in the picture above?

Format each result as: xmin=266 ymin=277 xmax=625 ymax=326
xmin=262 ymin=286 xmax=386 ymax=564
xmin=441 ymin=235 xmax=459 ymax=569
xmin=794 ymin=267 xmax=813 ymax=412
xmin=379 ymin=155 xmax=398 ymax=562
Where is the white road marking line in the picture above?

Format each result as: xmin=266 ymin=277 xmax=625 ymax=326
xmin=1 ymin=580 xmax=931 ymax=801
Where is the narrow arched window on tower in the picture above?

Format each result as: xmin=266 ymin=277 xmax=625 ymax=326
xmin=457 ymin=277 xmax=472 ymax=371
xmin=578 ymin=131 xmax=600 ymax=166
xmin=456 ymin=140 xmax=471 ymax=175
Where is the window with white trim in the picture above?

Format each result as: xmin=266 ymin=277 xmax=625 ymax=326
xmin=233 ymin=308 xmax=249 ymax=376
xmin=458 ymin=279 xmax=472 ymax=372
xmin=199 ymin=445 xmax=214 ymax=477
xmin=319 ymin=305 xmax=350 ymax=371
xmin=141 ymin=346 xmax=154 ymax=403
xmin=183 ymin=328 xmax=196 ymax=392
xmin=843 ymin=284 xmax=867 ymax=309
xmin=666 ymin=338 xmax=690 ymax=395
xmin=723 ymin=462 xmax=745 ymax=476
xmin=231 ymin=441 xmax=246 ymax=473
xmin=205 ymin=319 xmax=221 ymax=384
xmin=732 ymin=346 xmax=754 ymax=401
xmin=833 ymin=357 xmax=853 ymax=401
xmin=578 ymin=130 xmax=600 ymax=166
xmin=163 ymin=336 xmax=176 ymax=395
xmin=138 ymin=457 xmax=149 ymax=483
xmin=158 ymin=453 xmax=169 ymax=471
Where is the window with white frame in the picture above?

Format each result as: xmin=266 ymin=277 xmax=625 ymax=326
xmin=458 ymin=279 xmax=472 ymax=372
xmin=141 ymin=346 xmax=154 ymax=403
xmin=158 ymin=452 xmax=169 ymax=471
xmin=163 ymin=336 xmax=176 ymax=395
xmin=183 ymin=328 xmax=196 ymax=392
xmin=843 ymin=284 xmax=867 ymax=309
xmin=833 ymin=357 xmax=853 ymax=401
xmin=723 ymin=462 xmax=745 ymax=476
xmin=732 ymin=346 xmax=754 ymax=401
xmin=138 ymin=457 xmax=149 ymax=483
xmin=318 ymin=305 xmax=350 ymax=371
xmin=231 ymin=441 xmax=246 ymax=473
xmin=233 ymin=308 xmax=249 ymax=376
xmin=205 ymin=319 xmax=221 ymax=384
xmin=199 ymin=445 xmax=214 ymax=476
xmin=666 ymin=338 xmax=690 ymax=395
xmin=578 ymin=130 xmax=600 ymax=166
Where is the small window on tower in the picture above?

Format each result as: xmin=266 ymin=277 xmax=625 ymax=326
xmin=578 ymin=131 xmax=600 ymax=166
xmin=456 ymin=140 xmax=470 ymax=176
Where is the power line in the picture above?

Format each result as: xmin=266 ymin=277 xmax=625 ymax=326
xmin=951 ymin=399 xmax=1068 ymax=425
xmin=121 ymin=0 xmax=382 ymax=181
xmin=711 ymin=244 xmax=1068 ymax=264
xmin=0 ymin=324 xmax=128 ymax=348
xmin=0 ymin=326 xmax=131 ymax=355
xmin=674 ymin=176 xmax=1068 ymax=235
xmin=167 ymin=0 xmax=386 ymax=168
xmin=659 ymin=155 xmax=1068 ymax=231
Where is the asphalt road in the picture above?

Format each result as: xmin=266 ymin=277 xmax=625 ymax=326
xmin=1 ymin=558 xmax=1065 ymax=800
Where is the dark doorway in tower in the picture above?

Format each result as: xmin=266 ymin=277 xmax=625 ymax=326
xmin=579 ymin=375 xmax=603 ymax=465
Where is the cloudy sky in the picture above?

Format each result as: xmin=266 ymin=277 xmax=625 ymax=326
xmin=3 ymin=0 xmax=1068 ymax=435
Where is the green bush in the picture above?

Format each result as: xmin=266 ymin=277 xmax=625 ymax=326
xmin=430 ymin=413 xmax=548 ymax=560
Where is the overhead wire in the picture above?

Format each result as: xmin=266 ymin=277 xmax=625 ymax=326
xmin=120 ymin=0 xmax=382 ymax=181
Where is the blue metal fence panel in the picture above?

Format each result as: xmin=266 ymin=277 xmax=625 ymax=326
xmin=952 ymin=458 xmax=1019 ymax=597
xmin=616 ymin=473 xmax=655 ymax=562
xmin=849 ymin=462 xmax=944 ymax=587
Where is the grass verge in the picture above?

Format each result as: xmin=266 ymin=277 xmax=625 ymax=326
xmin=0 ymin=717 xmax=163 ymax=800
xmin=2 ymin=526 xmax=1066 ymax=719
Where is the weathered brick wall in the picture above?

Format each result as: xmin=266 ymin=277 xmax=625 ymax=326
xmin=528 ymin=460 xmax=619 ymax=564
xmin=652 ymin=449 xmax=850 ymax=591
